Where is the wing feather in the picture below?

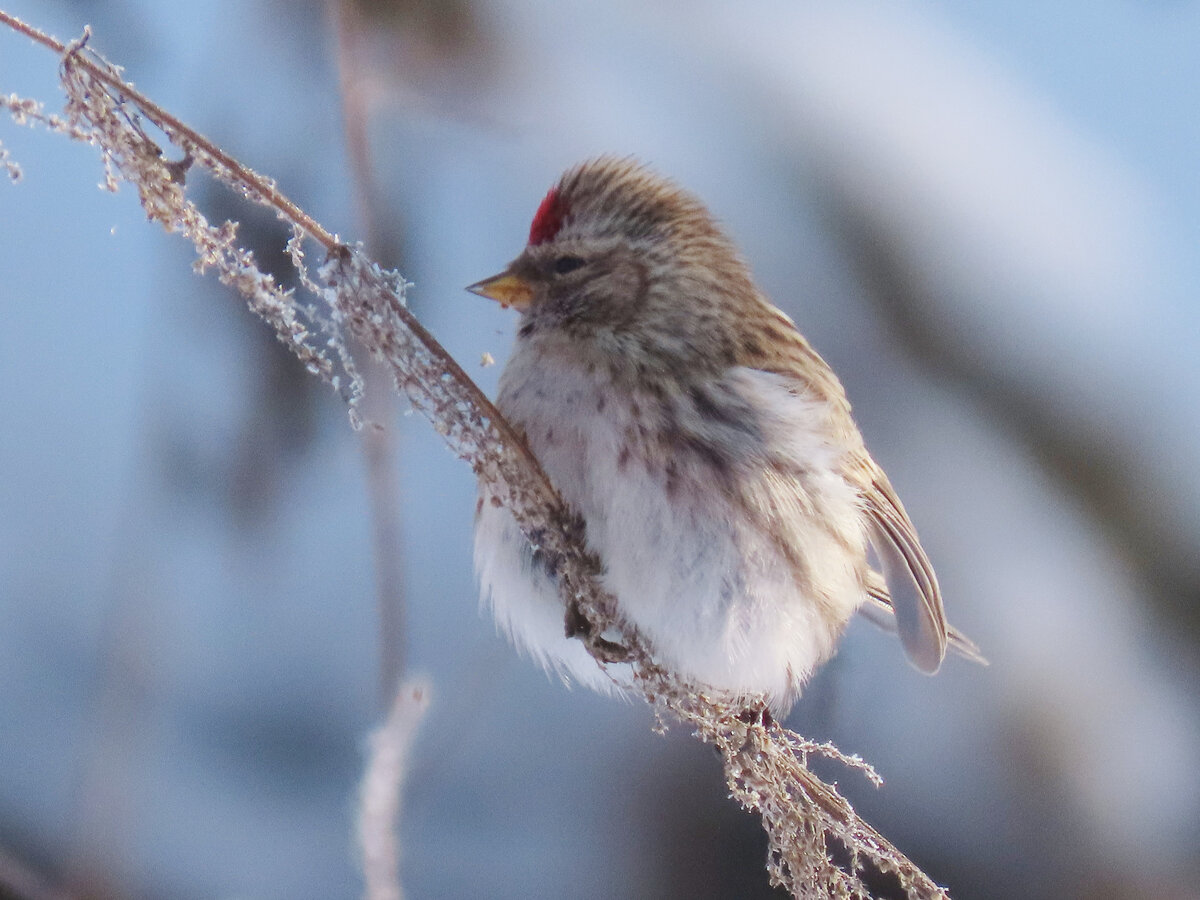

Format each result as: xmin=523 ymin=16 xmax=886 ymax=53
xmin=861 ymin=465 xmax=947 ymax=673
xmin=863 ymin=573 xmax=987 ymax=665
xmin=735 ymin=295 xmax=968 ymax=674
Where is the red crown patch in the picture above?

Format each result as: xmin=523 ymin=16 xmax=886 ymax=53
xmin=528 ymin=187 xmax=566 ymax=246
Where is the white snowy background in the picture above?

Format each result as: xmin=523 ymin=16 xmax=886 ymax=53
xmin=1 ymin=1 xmax=1198 ymax=898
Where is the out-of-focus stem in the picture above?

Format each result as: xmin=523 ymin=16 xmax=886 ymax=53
xmin=327 ymin=0 xmax=408 ymax=707
xmin=0 ymin=846 xmax=73 ymax=900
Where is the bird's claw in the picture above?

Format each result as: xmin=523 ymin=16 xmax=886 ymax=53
xmin=737 ymin=703 xmax=774 ymax=729
xmin=565 ymin=600 xmax=632 ymax=663
xmin=589 ymin=636 xmax=633 ymax=664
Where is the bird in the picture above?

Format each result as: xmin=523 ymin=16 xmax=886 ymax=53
xmin=469 ymin=157 xmax=982 ymax=713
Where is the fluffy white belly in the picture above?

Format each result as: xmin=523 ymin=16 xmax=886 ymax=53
xmin=474 ymin=342 xmax=867 ymax=708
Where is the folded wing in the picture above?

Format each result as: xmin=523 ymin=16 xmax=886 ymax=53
xmin=860 ymin=467 xmax=947 ymax=673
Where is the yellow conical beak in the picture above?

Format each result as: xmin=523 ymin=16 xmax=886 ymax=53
xmin=466 ymin=271 xmax=534 ymax=311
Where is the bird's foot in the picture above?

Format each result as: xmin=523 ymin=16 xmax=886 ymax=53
xmin=737 ymin=702 xmax=774 ymax=730
xmin=564 ymin=599 xmax=632 ymax=663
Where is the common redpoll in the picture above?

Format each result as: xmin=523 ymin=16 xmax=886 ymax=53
xmin=470 ymin=158 xmax=981 ymax=712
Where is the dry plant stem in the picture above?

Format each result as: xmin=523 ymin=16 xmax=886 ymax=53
xmin=1 ymin=11 xmax=950 ymax=898
xmin=0 ymin=12 xmax=331 ymax=246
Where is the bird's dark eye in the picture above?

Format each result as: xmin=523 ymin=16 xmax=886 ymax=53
xmin=552 ymin=255 xmax=586 ymax=275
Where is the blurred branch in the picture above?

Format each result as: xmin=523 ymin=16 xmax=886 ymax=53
xmin=0 ymin=11 xmax=950 ymax=897
xmin=326 ymin=0 xmax=408 ymax=710
xmin=326 ymin=6 xmax=415 ymax=897
xmin=65 ymin=580 xmax=155 ymax=900
xmin=830 ymin=202 xmax=1200 ymax=637
xmin=0 ymin=846 xmax=72 ymax=900
xmin=327 ymin=0 xmax=386 ymax=250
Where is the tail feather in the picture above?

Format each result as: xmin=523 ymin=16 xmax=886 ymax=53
xmin=860 ymin=576 xmax=988 ymax=667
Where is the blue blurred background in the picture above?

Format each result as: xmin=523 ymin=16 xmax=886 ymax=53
xmin=2 ymin=1 xmax=1199 ymax=897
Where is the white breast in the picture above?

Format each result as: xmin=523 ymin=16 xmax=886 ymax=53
xmin=474 ymin=335 xmax=868 ymax=708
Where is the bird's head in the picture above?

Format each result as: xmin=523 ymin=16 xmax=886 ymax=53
xmin=469 ymin=157 xmax=758 ymax=374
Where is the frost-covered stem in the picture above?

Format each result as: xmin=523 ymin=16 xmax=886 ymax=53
xmin=1 ymin=10 xmax=333 ymax=252
xmin=0 ymin=11 xmax=335 ymax=250
xmin=358 ymin=679 xmax=430 ymax=900
xmin=1 ymin=12 xmax=952 ymax=897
